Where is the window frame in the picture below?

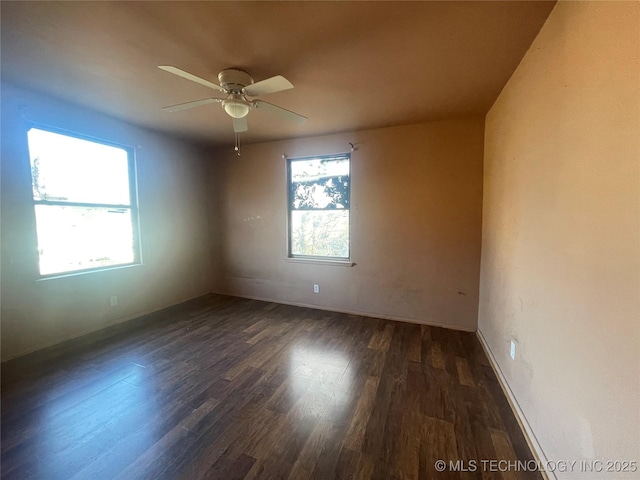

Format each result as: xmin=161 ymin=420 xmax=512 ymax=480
xmin=286 ymin=153 xmax=351 ymax=262
xmin=27 ymin=122 xmax=142 ymax=278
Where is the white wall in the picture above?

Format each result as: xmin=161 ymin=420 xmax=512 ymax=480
xmin=479 ymin=2 xmax=640 ymax=477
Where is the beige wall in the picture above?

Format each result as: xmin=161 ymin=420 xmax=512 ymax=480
xmin=1 ymin=84 xmax=213 ymax=361
xmin=211 ymin=117 xmax=484 ymax=330
xmin=479 ymin=1 xmax=639 ymax=477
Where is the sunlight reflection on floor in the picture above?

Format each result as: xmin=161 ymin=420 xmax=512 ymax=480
xmin=288 ymin=345 xmax=354 ymax=424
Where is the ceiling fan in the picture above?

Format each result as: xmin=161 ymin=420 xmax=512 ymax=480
xmin=158 ymin=66 xmax=307 ymax=134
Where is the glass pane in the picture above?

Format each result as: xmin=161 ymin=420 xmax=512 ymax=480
xmin=290 ymin=210 xmax=349 ymax=258
xmin=27 ymin=128 xmax=131 ymax=205
xmin=290 ymin=157 xmax=349 ymax=210
xmin=35 ymin=205 xmax=135 ymax=275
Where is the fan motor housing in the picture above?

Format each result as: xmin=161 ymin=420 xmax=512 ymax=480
xmin=218 ymin=69 xmax=254 ymax=93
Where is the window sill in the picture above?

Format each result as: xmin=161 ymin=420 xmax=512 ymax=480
xmin=285 ymin=257 xmax=354 ymax=267
xmin=36 ymin=262 xmax=143 ymax=281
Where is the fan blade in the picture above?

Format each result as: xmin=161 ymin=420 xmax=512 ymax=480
xmin=253 ymin=100 xmax=307 ymax=124
xmin=158 ymin=66 xmax=225 ymax=92
xmin=161 ymin=98 xmax=222 ymax=112
xmin=233 ymin=117 xmax=248 ymax=133
xmin=243 ymin=75 xmax=293 ymax=97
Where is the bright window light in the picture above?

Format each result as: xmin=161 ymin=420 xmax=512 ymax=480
xmin=27 ymin=127 xmax=140 ymax=276
xmin=287 ymin=154 xmax=350 ymax=260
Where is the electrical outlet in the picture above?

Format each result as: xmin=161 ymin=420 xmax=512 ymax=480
xmin=313 ymin=284 xmax=319 ymax=294
xmin=110 ymin=296 xmax=118 ymax=307
xmin=510 ymin=340 xmax=517 ymax=360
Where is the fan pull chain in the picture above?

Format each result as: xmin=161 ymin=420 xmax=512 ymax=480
xmin=234 ymin=132 xmax=241 ymax=156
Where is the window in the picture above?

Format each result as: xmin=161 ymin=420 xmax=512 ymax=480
xmin=287 ymin=154 xmax=350 ymax=260
xmin=27 ymin=126 xmax=140 ymax=276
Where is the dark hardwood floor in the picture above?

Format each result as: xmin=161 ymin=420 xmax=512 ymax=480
xmin=1 ymin=294 xmax=540 ymax=480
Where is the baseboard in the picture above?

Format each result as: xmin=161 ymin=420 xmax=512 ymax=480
xmin=212 ymin=290 xmax=476 ymax=332
xmin=476 ymin=329 xmax=555 ymax=480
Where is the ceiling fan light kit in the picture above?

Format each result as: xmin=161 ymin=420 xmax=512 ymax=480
xmin=159 ymin=66 xmax=307 ymax=152
xmin=222 ymin=97 xmax=251 ymax=119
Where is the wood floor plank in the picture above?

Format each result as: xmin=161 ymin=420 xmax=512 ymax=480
xmin=288 ymin=420 xmax=336 ymax=480
xmin=431 ymin=340 xmax=446 ymax=369
xmin=367 ymin=323 xmax=395 ymax=351
xmin=420 ymin=415 xmax=459 ymax=480
xmin=392 ymin=362 xmax=424 ymax=480
xmin=407 ymin=325 xmax=423 ymax=363
xmin=1 ymin=294 xmax=542 ymax=480
xmin=343 ymin=375 xmax=380 ymax=451
xmin=101 ymin=398 xmax=219 ymax=480
xmin=456 ymin=356 xmax=477 ymax=387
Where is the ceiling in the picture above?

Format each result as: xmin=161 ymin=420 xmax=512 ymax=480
xmin=1 ymin=1 xmax=555 ymax=148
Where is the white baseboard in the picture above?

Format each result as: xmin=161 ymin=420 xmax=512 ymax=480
xmin=476 ymin=329 xmax=555 ymax=480
xmin=212 ymin=290 xmax=476 ymax=332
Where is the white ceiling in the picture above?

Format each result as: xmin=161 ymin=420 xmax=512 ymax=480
xmin=1 ymin=1 xmax=555 ymax=147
